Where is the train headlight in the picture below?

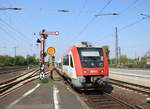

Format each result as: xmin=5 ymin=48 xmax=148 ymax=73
xmin=100 ymin=70 xmax=104 ymax=73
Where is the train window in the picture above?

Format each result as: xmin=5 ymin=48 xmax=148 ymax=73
xmin=63 ymin=55 xmax=69 ymax=65
xmin=78 ymin=48 xmax=104 ymax=68
xmin=70 ymin=56 xmax=74 ymax=68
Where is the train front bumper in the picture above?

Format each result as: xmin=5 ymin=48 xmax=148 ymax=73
xmin=71 ymin=76 xmax=109 ymax=89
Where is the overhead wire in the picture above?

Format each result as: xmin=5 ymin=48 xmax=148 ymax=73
xmin=77 ymin=0 xmax=87 ymax=17
xmin=0 ymin=18 xmax=33 ymax=44
xmin=120 ymin=0 xmax=139 ymax=14
xmin=97 ymin=0 xmax=141 ymax=40
xmin=0 ymin=19 xmax=22 ymax=44
xmin=70 ymin=0 xmax=113 ymax=44
xmin=0 ymin=19 xmax=35 ymax=53
xmin=118 ymin=18 xmax=144 ymax=32
xmin=0 ymin=21 xmax=23 ymax=42
xmin=0 ymin=26 xmax=17 ymax=44
xmin=78 ymin=0 xmax=113 ymax=36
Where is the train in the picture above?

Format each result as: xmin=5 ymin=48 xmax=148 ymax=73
xmin=60 ymin=42 xmax=109 ymax=90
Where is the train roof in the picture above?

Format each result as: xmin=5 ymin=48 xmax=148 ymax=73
xmin=73 ymin=42 xmax=101 ymax=48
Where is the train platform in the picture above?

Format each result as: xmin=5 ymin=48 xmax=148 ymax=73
xmin=109 ymin=68 xmax=150 ymax=87
xmin=1 ymin=68 xmax=89 ymax=109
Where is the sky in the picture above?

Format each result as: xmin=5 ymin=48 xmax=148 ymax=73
xmin=0 ymin=0 xmax=150 ymax=60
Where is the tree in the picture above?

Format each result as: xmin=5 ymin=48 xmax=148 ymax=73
xmin=0 ymin=55 xmax=14 ymax=66
xmin=101 ymin=45 xmax=110 ymax=64
xmin=26 ymin=55 xmax=36 ymax=65
xmin=119 ymin=55 xmax=128 ymax=65
xmin=14 ymin=56 xmax=26 ymax=65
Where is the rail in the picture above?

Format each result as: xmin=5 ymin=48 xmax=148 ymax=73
xmin=0 ymin=68 xmax=50 ymax=98
xmin=108 ymin=78 xmax=150 ymax=96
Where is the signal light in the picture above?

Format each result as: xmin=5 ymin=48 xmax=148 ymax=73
xmin=37 ymin=39 xmax=41 ymax=43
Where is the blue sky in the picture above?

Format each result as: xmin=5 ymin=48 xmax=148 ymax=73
xmin=0 ymin=0 xmax=150 ymax=60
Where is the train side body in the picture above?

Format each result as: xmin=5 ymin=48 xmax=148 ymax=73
xmin=62 ymin=43 xmax=109 ymax=89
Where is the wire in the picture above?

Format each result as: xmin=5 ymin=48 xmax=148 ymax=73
xmin=0 ymin=25 xmax=19 ymax=44
xmin=120 ymin=0 xmax=139 ymax=14
xmin=78 ymin=0 xmax=113 ymax=35
xmin=78 ymin=0 xmax=87 ymax=17
xmin=0 ymin=18 xmax=32 ymax=44
xmin=118 ymin=18 xmax=144 ymax=32
xmin=0 ymin=20 xmax=34 ymax=50
xmin=0 ymin=20 xmax=30 ymax=47
xmin=91 ymin=18 xmax=144 ymax=45
xmin=72 ymin=0 xmax=113 ymax=44
xmin=96 ymin=0 xmax=113 ymax=14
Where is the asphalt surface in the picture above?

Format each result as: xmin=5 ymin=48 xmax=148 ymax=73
xmin=0 ymin=78 xmax=88 ymax=109
xmin=110 ymin=68 xmax=150 ymax=78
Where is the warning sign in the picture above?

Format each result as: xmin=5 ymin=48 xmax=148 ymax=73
xmin=47 ymin=47 xmax=55 ymax=55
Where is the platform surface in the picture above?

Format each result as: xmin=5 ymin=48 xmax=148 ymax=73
xmin=1 ymin=69 xmax=89 ymax=109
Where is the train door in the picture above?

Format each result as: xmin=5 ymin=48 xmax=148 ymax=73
xmin=68 ymin=54 xmax=75 ymax=78
xmin=62 ymin=55 xmax=69 ymax=73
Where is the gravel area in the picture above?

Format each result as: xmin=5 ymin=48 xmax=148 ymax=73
xmin=111 ymin=85 xmax=150 ymax=109
xmin=0 ymin=69 xmax=34 ymax=83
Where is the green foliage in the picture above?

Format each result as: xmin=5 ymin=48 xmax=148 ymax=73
xmin=14 ymin=56 xmax=26 ymax=65
xmin=26 ymin=55 xmax=36 ymax=65
xmin=119 ymin=55 xmax=128 ymax=64
xmin=0 ymin=55 xmax=14 ymax=66
xmin=0 ymin=55 xmax=39 ymax=66
xmin=128 ymin=63 xmax=133 ymax=68
xmin=101 ymin=45 xmax=110 ymax=64
xmin=145 ymin=64 xmax=150 ymax=68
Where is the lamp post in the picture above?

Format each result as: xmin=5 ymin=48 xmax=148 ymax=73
xmin=0 ymin=8 xmax=22 ymax=10
xmin=95 ymin=13 xmax=119 ymax=17
xmin=57 ymin=10 xmax=70 ymax=13
xmin=140 ymin=13 xmax=150 ymax=19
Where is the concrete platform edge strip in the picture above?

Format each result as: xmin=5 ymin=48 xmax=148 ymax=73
xmin=6 ymin=84 xmax=40 ymax=109
xmin=53 ymin=85 xmax=60 ymax=109
xmin=66 ymin=86 xmax=90 ymax=109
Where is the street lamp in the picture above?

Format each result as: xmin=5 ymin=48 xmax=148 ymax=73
xmin=140 ymin=13 xmax=150 ymax=19
xmin=0 ymin=7 xmax=22 ymax=10
xmin=57 ymin=9 xmax=70 ymax=13
xmin=95 ymin=13 xmax=119 ymax=17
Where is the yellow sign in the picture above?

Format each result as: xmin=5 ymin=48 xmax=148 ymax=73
xmin=47 ymin=47 xmax=55 ymax=55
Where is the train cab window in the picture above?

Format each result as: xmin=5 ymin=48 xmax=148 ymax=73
xmin=63 ymin=55 xmax=69 ymax=65
xmin=70 ymin=55 xmax=74 ymax=68
xmin=78 ymin=48 xmax=104 ymax=68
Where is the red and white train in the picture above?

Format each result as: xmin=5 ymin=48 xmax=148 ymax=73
xmin=60 ymin=42 xmax=109 ymax=89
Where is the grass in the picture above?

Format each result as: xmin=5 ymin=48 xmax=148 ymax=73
xmin=34 ymin=77 xmax=55 ymax=85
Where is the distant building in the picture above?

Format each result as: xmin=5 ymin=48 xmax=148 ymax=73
xmin=144 ymin=50 xmax=150 ymax=65
xmin=146 ymin=59 xmax=150 ymax=65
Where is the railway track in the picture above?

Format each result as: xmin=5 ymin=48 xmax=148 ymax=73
xmin=0 ymin=68 xmax=50 ymax=98
xmin=0 ymin=66 xmax=36 ymax=74
xmin=108 ymin=78 xmax=150 ymax=96
xmin=80 ymin=90 xmax=140 ymax=109
xmin=55 ymin=68 xmax=142 ymax=109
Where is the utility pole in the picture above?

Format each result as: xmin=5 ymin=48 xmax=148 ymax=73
xmin=37 ymin=29 xmax=59 ymax=80
xmin=115 ymin=27 xmax=119 ymax=65
xmin=14 ymin=47 xmax=16 ymax=57
xmin=119 ymin=47 xmax=121 ymax=58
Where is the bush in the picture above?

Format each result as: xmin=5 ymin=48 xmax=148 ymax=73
xmin=128 ymin=64 xmax=133 ymax=68
xmin=14 ymin=56 xmax=26 ymax=65
xmin=145 ymin=64 xmax=150 ymax=69
xmin=0 ymin=55 xmax=14 ymax=66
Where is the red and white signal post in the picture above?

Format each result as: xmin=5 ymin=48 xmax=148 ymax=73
xmin=37 ymin=29 xmax=59 ymax=80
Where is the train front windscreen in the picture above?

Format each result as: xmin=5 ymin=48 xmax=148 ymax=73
xmin=78 ymin=48 xmax=104 ymax=68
